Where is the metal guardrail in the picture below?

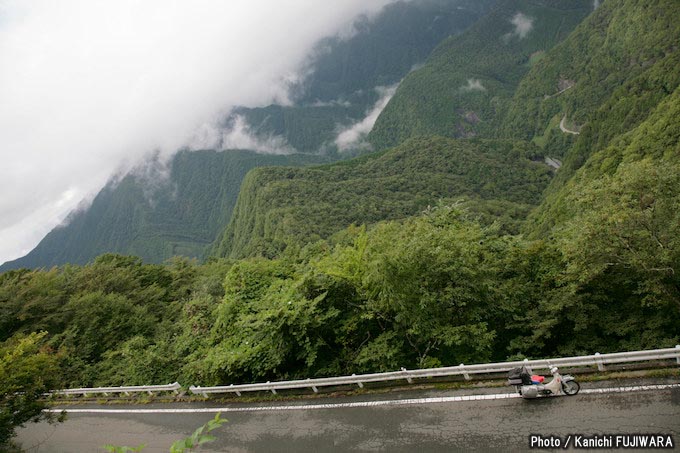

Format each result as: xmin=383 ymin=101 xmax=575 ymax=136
xmin=188 ymin=346 xmax=680 ymax=397
xmin=49 ymin=347 xmax=680 ymax=398
xmin=52 ymin=382 xmax=182 ymax=397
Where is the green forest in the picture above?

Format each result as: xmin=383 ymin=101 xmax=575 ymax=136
xmin=3 ymin=0 xmax=680 ymax=446
xmin=4 ymin=198 xmax=678 ymax=388
xmin=213 ymin=136 xmax=551 ymax=258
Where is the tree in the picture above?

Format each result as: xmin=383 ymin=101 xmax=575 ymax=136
xmin=0 ymin=332 xmax=63 ymax=448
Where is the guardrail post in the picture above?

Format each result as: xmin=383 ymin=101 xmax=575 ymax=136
xmin=523 ymin=358 xmax=533 ymax=374
xmin=352 ymin=374 xmax=364 ymax=388
xmin=401 ymin=367 xmax=413 ymax=384
xmin=459 ymin=364 xmax=470 ymax=380
xmin=229 ymin=384 xmax=242 ymax=397
xmin=266 ymin=381 xmax=277 ymax=394
xmin=676 ymin=345 xmax=680 ymax=365
xmin=594 ymin=352 xmax=605 ymax=371
xmin=307 ymin=378 xmax=319 ymax=393
xmin=191 ymin=386 xmax=208 ymax=398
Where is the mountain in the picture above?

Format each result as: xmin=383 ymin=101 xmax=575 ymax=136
xmin=6 ymin=0 xmax=679 ymax=275
xmin=231 ymin=0 xmax=495 ymax=154
xmin=210 ymin=0 xmax=597 ymax=259
xmin=0 ymin=151 xmax=327 ymax=271
xmin=213 ymin=136 xmax=552 ymax=259
xmin=501 ymin=0 xmax=680 ymax=236
xmin=2 ymin=0 xmax=679 ymax=396
xmin=2 ymin=0 xmax=492 ymax=270
xmin=368 ymin=0 xmax=594 ymax=150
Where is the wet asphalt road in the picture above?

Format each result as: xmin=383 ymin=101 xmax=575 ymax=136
xmin=16 ymin=378 xmax=680 ymax=452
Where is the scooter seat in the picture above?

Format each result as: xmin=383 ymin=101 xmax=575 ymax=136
xmin=531 ymin=375 xmax=545 ymax=384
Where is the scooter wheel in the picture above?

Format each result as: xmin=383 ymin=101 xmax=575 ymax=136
xmin=562 ymin=380 xmax=580 ymax=395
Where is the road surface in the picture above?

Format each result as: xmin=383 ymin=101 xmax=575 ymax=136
xmin=16 ymin=378 xmax=680 ymax=452
xmin=560 ymin=115 xmax=580 ymax=135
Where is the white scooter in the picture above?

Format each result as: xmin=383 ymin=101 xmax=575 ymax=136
xmin=508 ymin=365 xmax=580 ymax=399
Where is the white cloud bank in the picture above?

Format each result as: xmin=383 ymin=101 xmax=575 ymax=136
xmin=222 ymin=116 xmax=295 ymax=154
xmin=508 ymin=12 xmax=534 ymax=40
xmin=335 ymin=84 xmax=398 ymax=152
xmin=0 ymin=0 xmax=397 ymax=265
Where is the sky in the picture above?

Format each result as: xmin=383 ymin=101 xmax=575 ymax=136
xmin=0 ymin=0 xmax=398 ymax=265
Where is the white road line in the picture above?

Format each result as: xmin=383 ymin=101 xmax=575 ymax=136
xmin=45 ymin=383 xmax=680 ymax=415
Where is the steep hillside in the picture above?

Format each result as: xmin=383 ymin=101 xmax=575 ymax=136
xmin=368 ymin=0 xmax=593 ymax=149
xmin=502 ymin=0 xmax=680 ymax=158
xmin=527 ymin=84 xmax=680 ymax=241
xmin=234 ymin=0 xmax=495 ymax=153
xmin=500 ymin=0 xmax=680 ymax=235
xmin=0 ymin=151 xmax=326 ymax=271
xmin=214 ymin=136 xmax=552 ymax=258
xmin=2 ymin=0 xmax=493 ymax=270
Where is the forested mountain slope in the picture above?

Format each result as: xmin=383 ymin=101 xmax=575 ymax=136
xmin=233 ymin=0 xmax=494 ymax=154
xmin=1 ymin=0 xmax=492 ymax=270
xmin=368 ymin=0 xmax=593 ymax=149
xmin=502 ymin=0 xmax=680 ymax=157
xmin=213 ymin=137 xmax=552 ymax=258
xmin=0 ymin=151 xmax=326 ymax=271
xmin=492 ymin=0 xmax=680 ymax=235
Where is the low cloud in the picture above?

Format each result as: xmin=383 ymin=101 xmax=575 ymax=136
xmin=505 ymin=12 xmax=534 ymax=40
xmin=220 ymin=116 xmax=295 ymax=154
xmin=308 ymin=98 xmax=352 ymax=108
xmin=0 ymin=0 xmax=397 ymax=264
xmin=460 ymin=78 xmax=486 ymax=92
xmin=334 ymin=84 xmax=398 ymax=152
xmin=187 ymin=116 xmax=294 ymax=154
xmin=593 ymin=0 xmax=601 ymax=10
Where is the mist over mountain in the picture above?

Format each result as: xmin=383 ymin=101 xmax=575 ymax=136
xmin=1 ymin=0 xmax=493 ymax=270
xmin=0 ymin=0 xmax=402 ymax=264
xmin=218 ymin=0 xmax=496 ymax=155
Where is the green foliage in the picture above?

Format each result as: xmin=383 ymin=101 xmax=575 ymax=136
xmin=59 ymin=291 xmax=154 ymax=363
xmin=170 ymin=413 xmax=227 ymax=453
xmin=0 ymin=332 xmax=62 ymax=447
xmin=103 ymin=413 xmax=227 ymax=453
xmin=503 ymin=0 xmax=680 ymax=236
xmin=502 ymin=0 xmax=680 ymax=142
xmin=214 ymin=136 xmax=552 ymax=259
xmin=369 ymin=0 xmax=593 ymax=149
xmin=0 ymin=268 xmax=70 ymax=342
xmin=320 ymin=207 xmax=501 ymax=369
xmin=1 ymin=0 xmax=679 ymax=401
xmin=526 ymin=81 xmax=680 ymax=237
xmin=299 ymin=0 xmax=493 ymax=106
xmin=553 ymin=159 xmax=680 ymax=349
xmin=195 ymin=259 xmax=341 ymax=383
